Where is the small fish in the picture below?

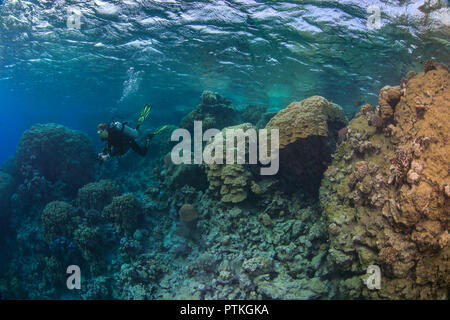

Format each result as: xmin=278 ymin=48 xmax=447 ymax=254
xmin=355 ymin=100 xmax=363 ymax=108
xmin=338 ymin=126 xmax=348 ymax=144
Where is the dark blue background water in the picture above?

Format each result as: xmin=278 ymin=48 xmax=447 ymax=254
xmin=1 ymin=0 xmax=449 ymax=164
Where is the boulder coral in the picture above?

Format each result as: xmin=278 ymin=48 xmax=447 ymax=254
xmin=320 ymin=62 xmax=449 ymax=299
xmin=178 ymin=203 xmax=200 ymax=240
xmin=77 ymin=179 xmax=121 ymax=211
xmin=179 ymin=204 xmax=199 ymax=223
xmin=203 ymin=123 xmax=258 ymax=203
xmin=266 ymin=96 xmax=347 ymax=192
xmin=41 ymin=201 xmax=78 ymax=242
xmin=103 ymin=193 xmax=142 ymax=235
xmin=15 ymin=123 xmax=96 ymax=197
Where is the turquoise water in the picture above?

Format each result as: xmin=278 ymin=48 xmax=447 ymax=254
xmin=1 ymin=0 xmax=449 ymax=163
xmin=0 ymin=0 xmax=449 ymax=300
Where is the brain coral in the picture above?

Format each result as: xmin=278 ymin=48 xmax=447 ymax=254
xmin=15 ymin=123 xmax=96 ymax=197
xmin=266 ymin=96 xmax=347 ymax=191
xmin=77 ymin=179 xmax=121 ymax=211
xmin=42 ymin=201 xmax=78 ymax=242
xmin=179 ymin=204 xmax=199 ymax=222
xmin=320 ymin=62 xmax=450 ymax=299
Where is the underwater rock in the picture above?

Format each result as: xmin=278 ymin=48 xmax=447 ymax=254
xmin=103 ymin=193 xmax=142 ymax=236
xmin=77 ymin=179 xmax=121 ymax=211
xmin=0 ymin=171 xmax=15 ymax=217
xmin=320 ymin=62 xmax=450 ymax=299
xmin=15 ymin=123 xmax=96 ymax=198
xmin=180 ymin=91 xmax=238 ymax=132
xmin=266 ymin=96 xmax=347 ymax=192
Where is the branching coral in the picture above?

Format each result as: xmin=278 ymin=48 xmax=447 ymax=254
xmin=390 ymin=146 xmax=413 ymax=185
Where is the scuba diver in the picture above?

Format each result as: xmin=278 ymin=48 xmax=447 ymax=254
xmin=97 ymin=104 xmax=167 ymax=164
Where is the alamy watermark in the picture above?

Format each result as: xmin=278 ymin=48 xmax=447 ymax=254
xmin=365 ymin=264 xmax=381 ymax=290
xmin=367 ymin=5 xmax=382 ymax=30
xmin=170 ymin=121 xmax=280 ymax=176
xmin=67 ymin=7 xmax=82 ymax=30
xmin=66 ymin=265 xmax=81 ymax=290
xmin=367 ymin=1 xmax=450 ymax=30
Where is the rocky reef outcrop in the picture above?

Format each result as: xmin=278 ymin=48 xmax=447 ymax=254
xmin=320 ymin=61 xmax=449 ymax=299
xmin=266 ymin=96 xmax=347 ymax=192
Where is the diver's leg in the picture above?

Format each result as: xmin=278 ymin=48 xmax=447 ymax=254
xmin=130 ymin=139 xmax=148 ymax=156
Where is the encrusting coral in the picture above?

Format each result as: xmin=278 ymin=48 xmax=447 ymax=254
xmin=320 ymin=61 xmax=450 ymax=299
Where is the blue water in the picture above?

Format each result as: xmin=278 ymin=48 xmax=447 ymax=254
xmin=1 ymin=0 xmax=449 ymax=164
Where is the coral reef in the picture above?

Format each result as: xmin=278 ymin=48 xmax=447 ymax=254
xmin=0 ymin=171 xmax=15 ymax=217
xmin=163 ymin=157 xmax=208 ymax=191
xmin=266 ymin=96 xmax=347 ymax=192
xmin=179 ymin=204 xmax=199 ymax=223
xmin=240 ymin=105 xmax=268 ymax=127
xmin=2 ymin=63 xmax=448 ymax=301
xmin=15 ymin=123 xmax=96 ymax=198
xmin=103 ymin=193 xmax=142 ymax=235
xmin=41 ymin=201 xmax=78 ymax=242
xmin=203 ymin=123 xmax=258 ymax=203
xmin=320 ymin=62 xmax=449 ymax=299
xmin=180 ymin=91 xmax=239 ymax=132
xmin=77 ymin=179 xmax=121 ymax=211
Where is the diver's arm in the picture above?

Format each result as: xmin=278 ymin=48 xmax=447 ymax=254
xmin=98 ymin=142 xmax=112 ymax=164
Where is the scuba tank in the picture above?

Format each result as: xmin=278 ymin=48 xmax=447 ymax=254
xmin=111 ymin=121 xmax=139 ymax=139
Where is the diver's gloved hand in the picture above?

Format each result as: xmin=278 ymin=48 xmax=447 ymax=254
xmin=97 ymin=152 xmax=110 ymax=164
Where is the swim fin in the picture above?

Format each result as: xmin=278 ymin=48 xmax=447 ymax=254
xmin=137 ymin=104 xmax=152 ymax=127
xmin=153 ymin=124 xmax=169 ymax=135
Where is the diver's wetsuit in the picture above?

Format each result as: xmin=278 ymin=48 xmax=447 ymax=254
xmin=101 ymin=123 xmax=150 ymax=157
